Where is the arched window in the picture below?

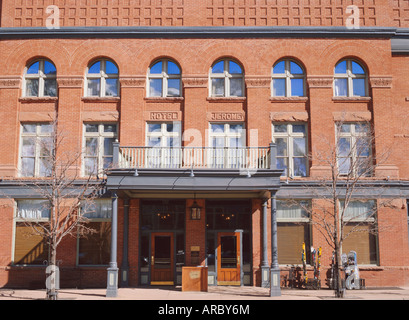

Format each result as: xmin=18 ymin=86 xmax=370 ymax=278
xmin=210 ymin=59 xmax=244 ymax=97
xmin=148 ymin=59 xmax=181 ymax=97
xmin=86 ymin=59 xmax=119 ymax=97
xmin=334 ymin=59 xmax=367 ymax=97
xmin=24 ymin=60 xmax=57 ymax=97
xmin=272 ymin=59 xmax=305 ymax=97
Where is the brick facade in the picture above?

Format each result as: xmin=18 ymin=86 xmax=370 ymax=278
xmin=0 ymin=2 xmax=409 ymax=290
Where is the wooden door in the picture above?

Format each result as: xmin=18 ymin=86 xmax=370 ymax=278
xmin=217 ymin=232 xmax=241 ymax=285
xmin=150 ymin=233 xmax=174 ymax=285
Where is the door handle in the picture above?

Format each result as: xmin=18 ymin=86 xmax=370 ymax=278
xmin=151 ymin=256 xmax=154 ymax=265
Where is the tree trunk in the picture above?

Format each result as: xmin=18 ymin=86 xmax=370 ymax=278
xmin=46 ymin=240 xmax=58 ymax=300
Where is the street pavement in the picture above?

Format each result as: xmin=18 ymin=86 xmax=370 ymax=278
xmin=1 ymin=285 xmax=409 ymax=300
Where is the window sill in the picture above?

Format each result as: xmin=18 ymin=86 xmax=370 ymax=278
xmin=207 ymin=97 xmax=246 ymax=102
xmin=82 ymin=96 xmax=120 ymax=102
xmin=270 ymin=97 xmax=308 ymax=102
xmin=332 ymin=96 xmax=371 ymax=102
xmin=144 ymin=97 xmax=184 ymax=102
xmin=19 ymin=97 xmax=58 ymax=103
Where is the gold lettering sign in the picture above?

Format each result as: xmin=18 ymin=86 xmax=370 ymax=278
xmin=209 ymin=112 xmax=244 ymax=121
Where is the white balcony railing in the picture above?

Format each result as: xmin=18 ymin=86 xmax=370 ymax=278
xmin=116 ymin=146 xmax=273 ymax=170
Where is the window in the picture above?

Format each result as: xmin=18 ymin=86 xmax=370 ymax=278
xmin=272 ymin=123 xmax=308 ymax=177
xmin=336 ymin=122 xmax=371 ymax=176
xmin=19 ymin=123 xmax=53 ymax=177
xmin=86 ymin=59 xmax=119 ymax=97
xmin=146 ymin=122 xmax=181 ymax=168
xmin=272 ymin=60 xmax=305 ymax=97
xmin=78 ymin=199 xmax=112 ymax=265
xmin=334 ymin=59 xmax=367 ymax=97
xmin=14 ymin=200 xmax=50 ymax=265
xmin=24 ymin=60 xmax=57 ymax=97
xmin=148 ymin=59 xmax=181 ymax=97
xmin=277 ymin=200 xmax=311 ymax=265
xmin=83 ymin=123 xmax=117 ymax=176
xmin=209 ymin=123 xmax=245 ymax=168
xmin=210 ymin=59 xmax=244 ymax=97
xmin=341 ymin=200 xmax=378 ymax=265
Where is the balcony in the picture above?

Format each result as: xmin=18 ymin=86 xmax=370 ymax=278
xmin=106 ymin=142 xmax=282 ymax=196
xmin=115 ymin=145 xmax=274 ymax=170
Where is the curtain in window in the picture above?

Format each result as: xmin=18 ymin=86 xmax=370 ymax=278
xmin=334 ymin=78 xmax=348 ymax=96
xmin=341 ymin=200 xmax=375 ymax=221
xmin=17 ymin=200 xmax=50 ymax=219
xmin=82 ymin=199 xmax=112 ymax=219
xmin=277 ymin=201 xmax=308 ymax=219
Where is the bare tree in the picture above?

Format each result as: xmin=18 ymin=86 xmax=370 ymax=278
xmin=292 ymin=115 xmax=397 ymax=298
xmin=16 ymin=115 xmax=105 ymax=300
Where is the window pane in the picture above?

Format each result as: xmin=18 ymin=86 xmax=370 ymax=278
xmin=14 ymin=223 xmax=49 ymax=265
xmin=230 ymin=78 xmax=243 ymax=96
xmin=212 ymin=61 xmax=224 ymax=74
xmin=167 ymin=61 xmax=180 ymax=75
xmin=338 ymin=157 xmax=351 ymax=175
xmin=22 ymin=138 xmax=35 ymax=156
xmin=290 ymin=78 xmax=304 ymax=97
xmin=103 ymin=138 xmax=114 ymax=156
xmin=274 ymin=124 xmax=287 ymax=133
xmin=149 ymin=78 xmax=163 ymax=97
xmin=212 ymin=78 xmax=225 ymax=96
xmin=44 ymin=79 xmax=57 ymax=97
xmin=150 ymin=61 xmax=163 ymax=74
xmin=340 ymin=124 xmax=351 ymax=133
xmin=26 ymin=79 xmax=39 ymax=97
xmin=23 ymin=124 xmax=36 ymax=133
xmin=352 ymin=61 xmax=365 ymax=75
xmin=338 ymin=138 xmax=351 ymax=157
xmin=335 ymin=60 xmax=347 ymax=74
xmin=229 ymin=137 xmax=243 ymax=148
xmin=167 ymin=79 xmax=180 ymax=97
xmin=105 ymin=61 xmax=118 ymax=74
xmin=44 ymin=61 xmax=56 ymax=75
xmin=290 ymin=62 xmax=303 ymax=75
xmin=276 ymin=138 xmax=288 ymax=156
xmin=272 ymin=78 xmax=285 ymax=96
xmin=104 ymin=124 xmax=117 ymax=133
xmin=21 ymin=157 xmax=35 ymax=177
xmin=27 ymin=62 xmax=40 ymax=74
xmin=84 ymin=157 xmax=97 ymax=175
xmin=277 ymin=157 xmax=288 ymax=176
xmin=292 ymin=125 xmax=306 ymax=134
xmin=352 ymin=78 xmax=366 ymax=97
xmin=87 ymin=79 xmax=101 ymax=96
xmin=273 ymin=61 xmax=285 ymax=74
xmin=85 ymin=124 xmax=99 ymax=132
xmin=357 ymin=139 xmax=370 ymax=157
xmin=78 ymin=222 xmax=111 ymax=265
xmin=212 ymin=137 xmax=225 ymax=148
xmin=105 ymin=78 xmax=118 ymax=97
xmin=211 ymin=124 xmax=225 ymax=133
xmin=85 ymin=138 xmax=98 ymax=155
xmin=293 ymin=138 xmax=306 ymax=156
xmin=148 ymin=123 xmax=161 ymax=133
xmin=293 ymin=157 xmax=307 ymax=177
xmin=229 ymin=61 xmax=242 ymax=74
xmin=39 ymin=157 xmax=51 ymax=176
xmin=88 ymin=61 xmax=101 ymax=74
xmin=355 ymin=123 xmax=369 ymax=133
xmin=229 ymin=124 xmax=243 ymax=133
xmin=148 ymin=136 xmax=161 ymax=147
xmin=103 ymin=156 xmax=113 ymax=169
xmin=334 ymin=78 xmax=348 ymax=96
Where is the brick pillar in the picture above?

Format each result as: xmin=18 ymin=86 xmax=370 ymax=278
xmin=185 ymin=199 xmax=206 ymax=266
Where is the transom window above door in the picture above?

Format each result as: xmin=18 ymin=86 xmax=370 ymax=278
xmin=148 ymin=59 xmax=181 ymax=97
xmin=210 ymin=59 xmax=244 ymax=97
xmin=86 ymin=59 xmax=119 ymax=97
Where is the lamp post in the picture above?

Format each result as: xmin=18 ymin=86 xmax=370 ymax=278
xmin=270 ymin=194 xmax=281 ymax=297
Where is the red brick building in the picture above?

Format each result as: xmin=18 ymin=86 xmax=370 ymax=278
xmin=0 ymin=1 xmax=409 ymax=295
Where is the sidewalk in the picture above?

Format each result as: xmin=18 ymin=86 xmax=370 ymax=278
xmin=1 ymin=285 xmax=409 ymax=300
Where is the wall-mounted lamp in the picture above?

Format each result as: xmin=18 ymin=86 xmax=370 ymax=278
xmin=190 ymin=200 xmax=201 ymax=220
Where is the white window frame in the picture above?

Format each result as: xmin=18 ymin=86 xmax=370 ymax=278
xmin=272 ymin=123 xmax=308 ymax=178
xmin=19 ymin=123 xmax=53 ymax=178
xmin=334 ymin=59 xmax=368 ymax=97
xmin=209 ymin=59 xmax=244 ymax=97
xmin=23 ymin=60 xmax=57 ymax=97
xmin=85 ymin=59 xmax=119 ymax=98
xmin=336 ymin=122 xmax=372 ymax=176
xmin=145 ymin=122 xmax=181 ymax=147
xmin=82 ymin=123 xmax=118 ymax=176
xmin=271 ymin=59 xmax=306 ymax=97
xmin=147 ymin=59 xmax=182 ymax=97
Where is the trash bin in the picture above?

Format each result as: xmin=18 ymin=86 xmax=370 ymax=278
xmin=182 ymin=266 xmax=208 ymax=292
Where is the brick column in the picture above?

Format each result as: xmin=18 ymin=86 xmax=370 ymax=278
xmin=185 ymin=199 xmax=206 ymax=266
